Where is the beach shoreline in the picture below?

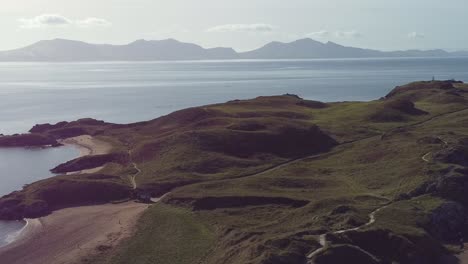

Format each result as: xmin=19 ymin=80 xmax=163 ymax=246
xmin=0 ymin=134 xmax=122 ymax=263
xmin=60 ymin=135 xmax=112 ymax=158
xmin=0 ymin=202 xmax=148 ymax=264
xmin=59 ymin=135 xmax=113 ymax=174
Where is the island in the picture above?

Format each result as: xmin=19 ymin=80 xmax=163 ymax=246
xmin=1 ymin=80 xmax=468 ymax=264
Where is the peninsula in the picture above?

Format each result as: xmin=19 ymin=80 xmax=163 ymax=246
xmin=1 ymin=80 xmax=468 ymax=264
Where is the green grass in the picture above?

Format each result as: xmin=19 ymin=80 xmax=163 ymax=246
xmin=371 ymin=195 xmax=445 ymax=235
xmin=100 ymin=203 xmax=215 ymax=264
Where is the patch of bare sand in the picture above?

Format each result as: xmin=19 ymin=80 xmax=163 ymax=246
xmin=60 ymin=135 xmax=113 ymax=174
xmin=0 ymin=202 xmax=148 ymax=264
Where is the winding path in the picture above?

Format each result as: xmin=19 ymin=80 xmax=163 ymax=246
xmin=306 ymin=201 xmax=392 ymax=262
xmin=126 ymin=149 xmax=141 ymax=190
xmin=421 ymin=136 xmax=449 ymax=163
xmin=130 ymin=162 xmax=140 ymax=190
xmin=303 ymin=109 xmax=468 ymax=262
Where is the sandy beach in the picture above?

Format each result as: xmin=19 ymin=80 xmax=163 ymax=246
xmin=0 ymin=202 xmax=148 ymax=264
xmin=60 ymin=135 xmax=113 ymax=174
xmin=0 ymin=135 xmax=146 ymax=264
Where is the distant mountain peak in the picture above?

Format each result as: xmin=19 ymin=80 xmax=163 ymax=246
xmin=0 ymin=38 xmax=461 ymax=61
xmin=293 ymin=38 xmax=323 ymax=44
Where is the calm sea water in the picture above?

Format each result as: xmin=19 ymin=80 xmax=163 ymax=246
xmin=1 ymin=57 xmax=468 ymax=246
xmin=0 ymin=146 xmax=79 ymax=247
xmin=1 ymin=58 xmax=468 ymax=135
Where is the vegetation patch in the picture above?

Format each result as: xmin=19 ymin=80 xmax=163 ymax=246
xmin=168 ymin=196 xmax=309 ymax=210
xmin=96 ymin=203 xmax=215 ymax=264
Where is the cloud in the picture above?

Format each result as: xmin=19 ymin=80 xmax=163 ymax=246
xmin=206 ymin=24 xmax=274 ymax=33
xmin=18 ymin=14 xmax=73 ymax=28
xmin=408 ymin=32 xmax=425 ymax=39
xmin=334 ymin=30 xmax=362 ymax=38
xmin=306 ymin=30 xmax=330 ymax=38
xmin=18 ymin=14 xmax=111 ymax=29
xmin=76 ymin=18 xmax=112 ymax=28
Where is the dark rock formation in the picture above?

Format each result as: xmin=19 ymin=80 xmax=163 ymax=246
xmin=0 ymin=133 xmax=58 ymax=147
xmin=330 ymin=205 xmax=356 ymax=215
xmin=314 ymin=245 xmax=380 ymax=264
xmin=384 ymin=99 xmax=428 ymax=115
xmin=29 ymin=121 xmax=68 ymax=133
xmin=428 ymin=202 xmax=468 ymax=241
xmin=434 ymin=140 xmax=468 ymax=166
xmin=417 ymin=136 xmax=444 ymax=145
xmin=297 ymin=100 xmax=328 ymax=109
xmin=51 ymin=152 xmax=129 ymax=174
xmin=0 ymin=179 xmax=132 ymax=220
xmin=370 ymin=98 xmax=428 ymax=123
xmin=435 ymin=172 xmax=468 ymax=205
xmin=29 ymin=118 xmax=110 ymax=140
xmin=329 ymin=229 xmax=445 ymax=264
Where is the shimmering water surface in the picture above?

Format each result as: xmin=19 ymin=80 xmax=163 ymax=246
xmin=1 ymin=58 xmax=468 ymax=135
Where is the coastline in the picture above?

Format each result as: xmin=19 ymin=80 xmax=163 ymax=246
xmin=59 ymin=135 xmax=112 ymax=174
xmin=0 ymin=134 xmax=117 ymax=260
xmin=0 ymin=202 xmax=148 ymax=264
xmin=60 ymin=135 xmax=112 ymax=158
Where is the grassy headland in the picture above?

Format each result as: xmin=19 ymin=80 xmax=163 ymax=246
xmin=1 ymin=80 xmax=468 ymax=263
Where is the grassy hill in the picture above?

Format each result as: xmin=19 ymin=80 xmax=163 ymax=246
xmin=2 ymin=80 xmax=468 ymax=263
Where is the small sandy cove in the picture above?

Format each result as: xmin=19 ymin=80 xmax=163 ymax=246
xmin=0 ymin=202 xmax=148 ymax=264
xmin=0 ymin=135 xmax=148 ymax=264
xmin=60 ymin=135 xmax=113 ymax=174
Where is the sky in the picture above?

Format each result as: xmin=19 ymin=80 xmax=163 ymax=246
xmin=2 ymin=0 xmax=468 ymax=52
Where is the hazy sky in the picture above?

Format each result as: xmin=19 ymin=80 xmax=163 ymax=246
xmin=2 ymin=0 xmax=468 ymax=51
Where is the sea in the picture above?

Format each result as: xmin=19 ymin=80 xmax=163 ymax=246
xmin=1 ymin=57 xmax=468 ymax=247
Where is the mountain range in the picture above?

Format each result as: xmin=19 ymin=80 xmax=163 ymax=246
xmin=0 ymin=38 xmax=466 ymax=61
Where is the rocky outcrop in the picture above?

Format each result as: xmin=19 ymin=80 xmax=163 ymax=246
xmin=417 ymin=136 xmax=444 ymax=145
xmin=384 ymin=99 xmax=428 ymax=115
xmin=0 ymin=199 xmax=50 ymax=220
xmin=329 ymin=229 xmax=445 ymax=264
xmin=369 ymin=99 xmax=427 ymax=123
xmin=428 ymin=202 xmax=467 ymax=241
xmin=51 ymin=152 xmax=129 ymax=174
xmin=0 ymin=177 xmax=131 ymax=220
xmin=29 ymin=118 xmax=110 ymax=139
xmin=0 ymin=133 xmax=58 ymax=147
xmin=434 ymin=172 xmax=468 ymax=205
xmin=313 ymin=245 xmax=380 ymax=264
xmin=29 ymin=121 xmax=69 ymax=133
xmin=434 ymin=139 xmax=468 ymax=166
xmin=385 ymin=80 xmax=461 ymax=99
